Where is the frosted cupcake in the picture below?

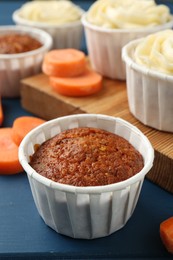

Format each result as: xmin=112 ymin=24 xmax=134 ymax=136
xmin=122 ymin=30 xmax=173 ymax=132
xmin=82 ymin=0 xmax=173 ymax=80
xmin=13 ymin=0 xmax=84 ymax=49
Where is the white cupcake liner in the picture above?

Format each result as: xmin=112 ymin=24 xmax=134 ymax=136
xmin=82 ymin=14 xmax=173 ymax=80
xmin=19 ymin=114 xmax=154 ymax=239
xmin=0 ymin=26 xmax=52 ymax=97
xmin=122 ymin=39 xmax=173 ymax=133
xmin=13 ymin=9 xmax=84 ymax=49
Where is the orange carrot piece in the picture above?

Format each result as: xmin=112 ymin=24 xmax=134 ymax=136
xmin=0 ymin=128 xmax=23 ymax=174
xmin=0 ymin=97 xmax=3 ymax=126
xmin=12 ymin=116 xmax=46 ymax=146
xmin=50 ymin=68 xmax=103 ymax=97
xmin=160 ymin=217 xmax=173 ymax=254
xmin=42 ymin=49 xmax=86 ymax=77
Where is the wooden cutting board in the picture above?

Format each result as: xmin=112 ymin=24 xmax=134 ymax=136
xmin=20 ymin=73 xmax=173 ymax=193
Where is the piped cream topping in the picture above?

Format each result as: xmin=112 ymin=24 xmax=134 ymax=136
xmin=134 ymin=30 xmax=173 ymax=75
xmin=18 ymin=0 xmax=82 ymax=25
xmin=86 ymin=0 xmax=171 ymax=29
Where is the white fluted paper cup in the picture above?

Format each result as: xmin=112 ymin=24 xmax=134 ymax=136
xmin=13 ymin=7 xmax=84 ymax=49
xmin=82 ymin=14 xmax=173 ymax=80
xmin=19 ymin=114 xmax=154 ymax=239
xmin=0 ymin=26 xmax=52 ymax=97
xmin=122 ymin=39 xmax=173 ymax=133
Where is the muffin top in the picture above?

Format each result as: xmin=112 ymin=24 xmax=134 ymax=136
xmin=86 ymin=0 xmax=172 ymax=29
xmin=30 ymin=127 xmax=144 ymax=187
xmin=17 ymin=0 xmax=82 ymax=25
xmin=133 ymin=30 xmax=173 ymax=75
xmin=0 ymin=33 xmax=42 ymax=54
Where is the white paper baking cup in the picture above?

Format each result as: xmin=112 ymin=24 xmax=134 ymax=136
xmin=13 ymin=8 xmax=84 ymax=49
xmin=122 ymin=39 xmax=173 ymax=133
xmin=19 ymin=114 xmax=154 ymax=239
xmin=82 ymin=14 xmax=173 ymax=80
xmin=0 ymin=26 xmax=52 ymax=97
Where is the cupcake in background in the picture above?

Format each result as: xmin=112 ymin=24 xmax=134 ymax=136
xmin=87 ymin=0 xmax=172 ymax=29
xmin=13 ymin=0 xmax=84 ymax=49
xmin=122 ymin=29 xmax=173 ymax=132
xmin=82 ymin=0 xmax=173 ymax=80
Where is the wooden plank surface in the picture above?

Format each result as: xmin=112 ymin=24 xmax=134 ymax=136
xmin=21 ymin=73 xmax=173 ymax=193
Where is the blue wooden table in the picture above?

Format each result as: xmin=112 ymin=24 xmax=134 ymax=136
xmin=0 ymin=1 xmax=173 ymax=259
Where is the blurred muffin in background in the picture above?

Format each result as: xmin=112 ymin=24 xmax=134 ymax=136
xmin=0 ymin=25 xmax=52 ymax=97
xmin=82 ymin=0 xmax=173 ymax=80
xmin=13 ymin=0 xmax=84 ymax=49
xmin=122 ymin=29 xmax=173 ymax=132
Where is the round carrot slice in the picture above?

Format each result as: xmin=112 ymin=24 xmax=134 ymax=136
xmin=49 ymin=68 xmax=103 ymax=97
xmin=160 ymin=217 xmax=173 ymax=254
xmin=12 ymin=116 xmax=46 ymax=146
xmin=0 ymin=128 xmax=23 ymax=174
xmin=42 ymin=49 xmax=86 ymax=77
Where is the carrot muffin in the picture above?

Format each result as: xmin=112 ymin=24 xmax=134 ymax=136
xmin=30 ymin=127 xmax=144 ymax=187
xmin=0 ymin=33 xmax=42 ymax=54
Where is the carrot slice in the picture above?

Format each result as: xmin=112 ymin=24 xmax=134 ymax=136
xmin=50 ymin=68 xmax=103 ymax=97
xmin=42 ymin=49 xmax=87 ymax=77
xmin=12 ymin=116 xmax=46 ymax=146
xmin=0 ymin=97 xmax=3 ymax=126
xmin=160 ymin=217 xmax=173 ymax=254
xmin=0 ymin=128 xmax=23 ymax=174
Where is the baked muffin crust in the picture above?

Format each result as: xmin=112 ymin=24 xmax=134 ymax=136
xmin=0 ymin=33 xmax=42 ymax=54
xmin=30 ymin=127 xmax=144 ymax=186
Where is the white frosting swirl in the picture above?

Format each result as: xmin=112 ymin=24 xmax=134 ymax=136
xmin=87 ymin=0 xmax=171 ymax=29
xmin=18 ymin=0 xmax=82 ymax=25
xmin=134 ymin=30 xmax=173 ymax=75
